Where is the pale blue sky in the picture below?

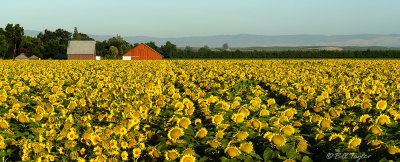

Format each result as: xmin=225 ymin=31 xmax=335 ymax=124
xmin=0 ymin=0 xmax=399 ymax=37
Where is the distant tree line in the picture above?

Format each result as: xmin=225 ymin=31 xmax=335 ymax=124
xmin=2 ymin=23 xmax=400 ymax=59
xmin=0 ymin=24 xmax=179 ymax=59
xmin=167 ymin=49 xmax=400 ymax=59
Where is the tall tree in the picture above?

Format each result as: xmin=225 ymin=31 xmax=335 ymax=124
xmin=145 ymin=41 xmax=161 ymax=53
xmin=4 ymin=24 xmax=24 ymax=58
xmin=0 ymin=35 xmax=8 ymax=59
xmin=108 ymin=35 xmax=132 ymax=57
xmin=73 ymin=27 xmax=81 ymax=40
xmin=54 ymin=29 xmax=72 ymax=45
xmin=20 ymin=36 xmax=44 ymax=58
xmin=109 ymin=46 xmax=119 ymax=59
xmin=78 ymin=33 xmax=94 ymax=40
xmin=43 ymin=39 xmax=65 ymax=59
xmin=223 ymin=43 xmax=229 ymax=50
xmin=160 ymin=41 xmax=177 ymax=58
xmin=185 ymin=46 xmax=193 ymax=52
xmin=95 ymin=41 xmax=108 ymax=58
xmin=199 ymin=45 xmax=210 ymax=51
xmin=38 ymin=29 xmax=70 ymax=58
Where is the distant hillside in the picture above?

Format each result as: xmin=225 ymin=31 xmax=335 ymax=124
xmin=24 ymin=30 xmax=400 ymax=48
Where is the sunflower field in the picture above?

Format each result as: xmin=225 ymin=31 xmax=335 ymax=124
xmin=0 ymin=60 xmax=400 ymax=162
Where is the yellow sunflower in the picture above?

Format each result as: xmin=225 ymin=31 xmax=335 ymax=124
xmin=280 ymin=125 xmax=295 ymax=135
xmin=175 ymin=102 xmax=185 ymax=110
xmin=165 ymin=149 xmax=180 ymax=161
xmin=194 ymin=119 xmax=202 ymax=125
xmin=368 ymin=125 xmax=383 ymax=136
xmin=387 ymin=146 xmax=400 ymax=155
xmin=232 ymin=101 xmax=241 ymax=109
xmin=329 ymin=133 xmax=344 ymax=143
xmin=65 ymin=87 xmax=74 ymax=94
xmin=296 ymin=140 xmax=308 ymax=152
xmin=310 ymin=115 xmax=322 ymax=123
xmin=182 ymin=148 xmax=196 ymax=156
xmin=67 ymin=131 xmax=78 ymax=140
xmin=231 ymin=113 xmax=246 ymax=123
xmin=328 ymin=108 xmax=340 ymax=118
xmin=234 ymin=131 xmax=249 ymax=141
xmin=178 ymin=117 xmax=191 ymax=129
xmin=215 ymin=130 xmax=225 ymax=139
xmin=212 ymin=114 xmax=224 ymax=125
xmin=239 ymin=142 xmax=253 ymax=154
xmin=348 ymin=137 xmax=362 ymax=149
xmin=90 ymin=134 xmax=101 ymax=146
xmin=206 ymin=139 xmax=221 ymax=148
xmin=346 ymin=100 xmax=355 ymax=107
xmin=368 ymin=140 xmax=383 ymax=149
xmin=251 ymin=119 xmax=262 ymax=131
xmin=17 ymin=112 xmax=29 ymax=123
xmin=133 ymin=148 xmax=141 ymax=158
xmin=267 ymin=98 xmax=276 ymax=106
xmin=121 ymin=151 xmax=128 ymax=161
xmin=180 ymin=154 xmax=196 ymax=162
xmin=376 ymin=100 xmax=387 ymax=110
xmin=195 ymin=128 xmax=207 ymax=139
xmin=0 ymin=119 xmax=9 ymax=129
xmin=259 ymin=109 xmax=270 ymax=117
xmin=359 ymin=114 xmax=371 ymax=123
xmin=361 ymin=100 xmax=372 ymax=109
xmin=303 ymin=110 xmax=310 ymax=117
xmin=269 ymin=134 xmax=286 ymax=147
xmin=318 ymin=118 xmax=333 ymax=130
xmin=225 ymin=146 xmax=241 ymax=158
xmin=0 ymin=95 xmax=7 ymax=102
xmin=168 ymin=127 xmax=184 ymax=142
xmin=375 ymin=114 xmax=390 ymax=125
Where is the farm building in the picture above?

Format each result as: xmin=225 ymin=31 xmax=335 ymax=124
xmin=15 ymin=53 xmax=29 ymax=60
xmin=29 ymin=55 xmax=40 ymax=60
xmin=67 ymin=40 xmax=97 ymax=60
xmin=123 ymin=43 xmax=162 ymax=60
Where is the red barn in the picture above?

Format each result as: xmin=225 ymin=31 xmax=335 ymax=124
xmin=123 ymin=43 xmax=163 ymax=60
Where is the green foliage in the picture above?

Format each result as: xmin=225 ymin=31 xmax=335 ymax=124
xmin=108 ymin=35 xmax=131 ymax=56
xmin=95 ymin=35 xmax=133 ymax=59
xmin=145 ymin=41 xmax=161 ymax=53
xmin=109 ymin=46 xmax=119 ymax=59
xmin=0 ymin=34 xmax=8 ymax=58
xmin=3 ymin=23 xmax=24 ymax=58
xmin=37 ymin=28 xmax=72 ymax=58
xmin=168 ymin=49 xmax=400 ymax=59
xmin=44 ymin=39 xmax=66 ymax=57
xmin=20 ymin=36 xmax=44 ymax=58
xmin=160 ymin=41 xmax=177 ymax=58
xmin=73 ymin=27 xmax=80 ymax=40
xmin=223 ymin=43 xmax=229 ymax=50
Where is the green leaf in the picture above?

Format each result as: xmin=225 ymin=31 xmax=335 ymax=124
xmin=251 ymin=152 xmax=263 ymax=160
xmin=243 ymin=156 xmax=253 ymax=162
xmin=263 ymin=148 xmax=275 ymax=161
xmin=221 ymin=156 xmax=230 ymax=162
xmin=286 ymin=149 xmax=301 ymax=160
xmin=302 ymin=156 xmax=313 ymax=162
xmin=279 ymin=144 xmax=292 ymax=153
xmin=199 ymin=156 xmax=209 ymax=162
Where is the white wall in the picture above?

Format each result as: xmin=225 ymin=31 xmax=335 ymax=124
xmin=122 ymin=56 xmax=131 ymax=60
